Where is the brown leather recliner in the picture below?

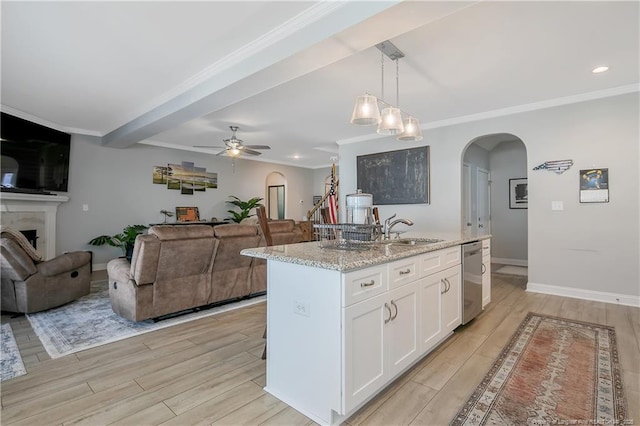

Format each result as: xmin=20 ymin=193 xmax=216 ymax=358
xmin=107 ymin=225 xmax=218 ymax=322
xmin=211 ymin=224 xmax=262 ymax=302
xmin=1 ymin=229 xmax=91 ymax=313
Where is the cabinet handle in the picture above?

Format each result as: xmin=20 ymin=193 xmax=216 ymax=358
xmin=384 ymin=303 xmax=392 ymax=324
xmin=481 ymin=263 xmax=487 ymax=274
xmin=444 ymin=277 xmax=451 ymax=293
xmin=390 ymin=300 xmax=398 ymax=320
xmin=399 ymin=268 xmax=411 ymax=276
xmin=440 ymin=279 xmax=446 ymax=294
xmin=360 ymin=280 xmax=375 ymax=288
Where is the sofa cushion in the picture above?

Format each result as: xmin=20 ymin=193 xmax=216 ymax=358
xmin=150 ymin=224 xmax=214 ymax=240
xmin=214 ymin=224 xmax=259 ymax=238
xmin=268 ymin=220 xmax=295 ymax=234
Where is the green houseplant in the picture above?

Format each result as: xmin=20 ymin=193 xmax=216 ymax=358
xmin=88 ymin=224 xmax=148 ymax=261
xmin=226 ymin=196 xmax=263 ymax=223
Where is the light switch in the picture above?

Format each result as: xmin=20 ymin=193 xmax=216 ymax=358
xmin=551 ymin=201 xmax=563 ymax=211
xmin=293 ymin=299 xmax=310 ymax=317
xmin=82 ymin=204 xmax=89 ymax=211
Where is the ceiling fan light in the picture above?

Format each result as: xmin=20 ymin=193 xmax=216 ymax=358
xmin=377 ymin=107 xmax=404 ymax=135
xmin=350 ymin=94 xmax=380 ymax=125
xmin=228 ymin=148 xmax=241 ymax=157
xmin=397 ymin=116 xmax=423 ymax=141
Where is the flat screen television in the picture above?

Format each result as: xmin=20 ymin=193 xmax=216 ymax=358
xmin=0 ymin=112 xmax=71 ymax=193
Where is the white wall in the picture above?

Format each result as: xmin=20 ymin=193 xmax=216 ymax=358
xmin=339 ymin=93 xmax=639 ymax=299
xmin=489 ymin=140 xmax=528 ymax=263
xmin=57 ymin=136 xmax=314 ymax=267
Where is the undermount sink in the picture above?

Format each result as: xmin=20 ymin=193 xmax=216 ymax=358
xmin=383 ymin=237 xmax=444 ymax=246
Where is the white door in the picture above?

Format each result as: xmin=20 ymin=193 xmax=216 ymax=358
xmin=462 ymin=163 xmax=473 ymax=231
xmin=477 ymin=168 xmax=490 ymax=235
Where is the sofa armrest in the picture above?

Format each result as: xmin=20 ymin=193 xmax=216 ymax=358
xmin=107 ymin=258 xmax=133 ymax=284
xmin=37 ymin=251 xmax=91 ymax=277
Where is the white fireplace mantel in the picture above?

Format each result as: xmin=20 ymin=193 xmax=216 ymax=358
xmin=1 ymin=192 xmax=69 ymax=260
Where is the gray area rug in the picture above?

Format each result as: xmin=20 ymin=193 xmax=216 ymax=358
xmin=27 ymin=281 xmax=265 ymax=359
xmin=1 ymin=323 xmax=27 ymax=381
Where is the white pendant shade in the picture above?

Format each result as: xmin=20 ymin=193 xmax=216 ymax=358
xmin=397 ymin=116 xmax=423 ymax=141
xmin=350 ymin=94 xmax=380 ymax=125
xmin=377 ymin=107 xmax=404 ymax=135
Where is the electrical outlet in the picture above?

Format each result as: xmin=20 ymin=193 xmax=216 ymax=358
xmin=293 ymin=299 xmax=310 ymax=317
xmin=551 ymin=201 xmax=563 ymax=211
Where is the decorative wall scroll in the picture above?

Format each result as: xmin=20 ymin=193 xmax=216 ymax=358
xmin=580 ymin=168 xmax=609 ymax=203
xmin=152 ymin=161 xmax=217 ymax=195
xmin=533 ymin=159 xmax=573 ymax=174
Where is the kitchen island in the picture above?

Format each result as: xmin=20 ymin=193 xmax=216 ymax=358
xmin=241 ymin=233 xmax=490 ymax=425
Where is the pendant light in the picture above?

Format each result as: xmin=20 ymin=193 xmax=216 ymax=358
xmin=397 ymin=116 xmax=423 ymax=141
xmin=350 ymin=40 xmax=423 ymax=141
xmin=350 ymin=93 xmax=380 ymax=125
xmin=377 ymin=58 xmax=404 ymax=135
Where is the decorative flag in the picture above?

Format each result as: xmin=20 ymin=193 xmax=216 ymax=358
xmin=328 ymin=163 xmax=338 ymax=224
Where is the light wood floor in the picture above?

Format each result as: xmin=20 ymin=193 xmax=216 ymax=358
xmin=1 ymin=270 xmax=639 ymax=425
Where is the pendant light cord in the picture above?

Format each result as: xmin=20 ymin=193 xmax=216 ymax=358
xmin=396 ymin=59 xmax=400 ymax=107
xmin=380 ymin=51 xmax=385 ymax=102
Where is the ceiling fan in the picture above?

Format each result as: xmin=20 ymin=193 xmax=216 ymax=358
xmin=194 ymin=126 xmax=270 ymax=158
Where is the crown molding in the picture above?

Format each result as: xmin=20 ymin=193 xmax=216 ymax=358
xmin=0 ymin=105 xmax=102 ymax=137
xmin=336 ymin=84 xmax=640 ymax=145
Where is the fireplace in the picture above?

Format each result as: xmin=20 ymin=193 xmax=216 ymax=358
xmin=20 ymin=229 xmax=38 ymax=249
xmin=0 ymin=192 xmax=69 ymax=260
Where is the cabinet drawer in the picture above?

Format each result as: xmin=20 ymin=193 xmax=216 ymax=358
xmin=343 ymin=264 xmax=388 ymax=306
xmin=419 ymin=246 xmax=461 ymax=277
xmin=388 ymin=256 xmax=419 ymax=289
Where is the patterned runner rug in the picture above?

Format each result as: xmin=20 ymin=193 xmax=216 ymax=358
xmin=451 ymin=312 xmax=628 ymax=425
xmin=1 ymin=323 xmax=27 ymax=381
xmin=27 ymin=281 xmax=265 ymax=359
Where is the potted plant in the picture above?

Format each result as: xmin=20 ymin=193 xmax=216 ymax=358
xmin=88 ymin=224 xmax=148 ymax=261
xmin=226 ymin=196 xmax=263 ymax=223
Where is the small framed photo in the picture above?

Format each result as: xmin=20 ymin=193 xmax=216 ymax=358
xmin=175 ymin=206 xmax=200 ymax=222
xmin=580 ymin=168 xmax=609 ymax=203
xmin=509 ymin=178 xmax=528 ymax=209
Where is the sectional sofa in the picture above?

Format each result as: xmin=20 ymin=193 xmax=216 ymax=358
xmin=107 ymin=221 xmax=304 ymax=321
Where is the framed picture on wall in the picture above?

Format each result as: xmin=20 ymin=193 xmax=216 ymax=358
xmin=175 ymin=206 xmax=200 ymax=222
xmin=579 ymin=168 xmax=609 ymax=203
xmin=509 ymin=178 xmax=528 ymax=209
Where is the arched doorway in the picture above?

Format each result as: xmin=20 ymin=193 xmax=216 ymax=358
xmin=462 ymin=133 xmax=528 ymax=269
xmin=266 ymin=172 xmax=286 ymax=220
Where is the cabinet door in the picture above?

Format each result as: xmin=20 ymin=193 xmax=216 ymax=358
xmin=482 ymin=241 xmax=491 ymax=308
xmin=419 ymin=274 xmax=443 ymax=353
xmin=343 ymin=292 xmax=389 ymax=412
xmin=387 ymin=282 xmax=420 ymax=375
xmin=441 ymin=266 xmax=461 ymax=334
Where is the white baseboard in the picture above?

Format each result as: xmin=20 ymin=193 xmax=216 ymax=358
xmin=527 ymin=282 xmax=640 ymax=308
xmin=492 ymin=257 xmax=528 ymax=267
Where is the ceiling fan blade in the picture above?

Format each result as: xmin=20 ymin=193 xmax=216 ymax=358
xmin=193 ymin=145 xmax=224 ymax=149
xmin=244 ymin=145 xmax=271 ymax=150
xmin=215 ymin=150 xmax=228 ymax=156
xmin=241 ymin=148 xmax=262 ymax=156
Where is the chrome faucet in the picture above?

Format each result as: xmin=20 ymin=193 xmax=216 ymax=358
xmin=383 ymin=214 xmax=414 ymax=240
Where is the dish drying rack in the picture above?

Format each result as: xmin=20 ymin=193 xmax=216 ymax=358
xmin=313 ymin=223 xmax=382 ymax=250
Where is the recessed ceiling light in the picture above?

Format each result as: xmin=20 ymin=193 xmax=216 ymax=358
xmin=592 ymin=66 xmax=609 ymax=74
xmin=293 ymin=155 xmax=300 ymax=159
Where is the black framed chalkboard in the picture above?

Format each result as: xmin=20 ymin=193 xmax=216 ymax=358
xmin=357 ymin=146 xmax=430 ymax=205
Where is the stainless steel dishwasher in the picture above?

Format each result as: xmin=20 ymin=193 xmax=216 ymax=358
xmin=461 ymin=241 xmax=483 ymax=324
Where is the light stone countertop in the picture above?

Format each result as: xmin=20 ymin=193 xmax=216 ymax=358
xmin=241 ymin=231 xmax=490 ymax=272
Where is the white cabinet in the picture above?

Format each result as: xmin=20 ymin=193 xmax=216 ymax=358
xmin=343 ymin=281 xmax=419 ymax=411
xmin=264 ymin=244 xmax=463 ymax=425
xmin=419 ymin=274 xmax=442 ymax=352
xmin=441 ymin=266 xmax=461 ymax=334
xmin=482 ymin=239 xmax=491 ymax=308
